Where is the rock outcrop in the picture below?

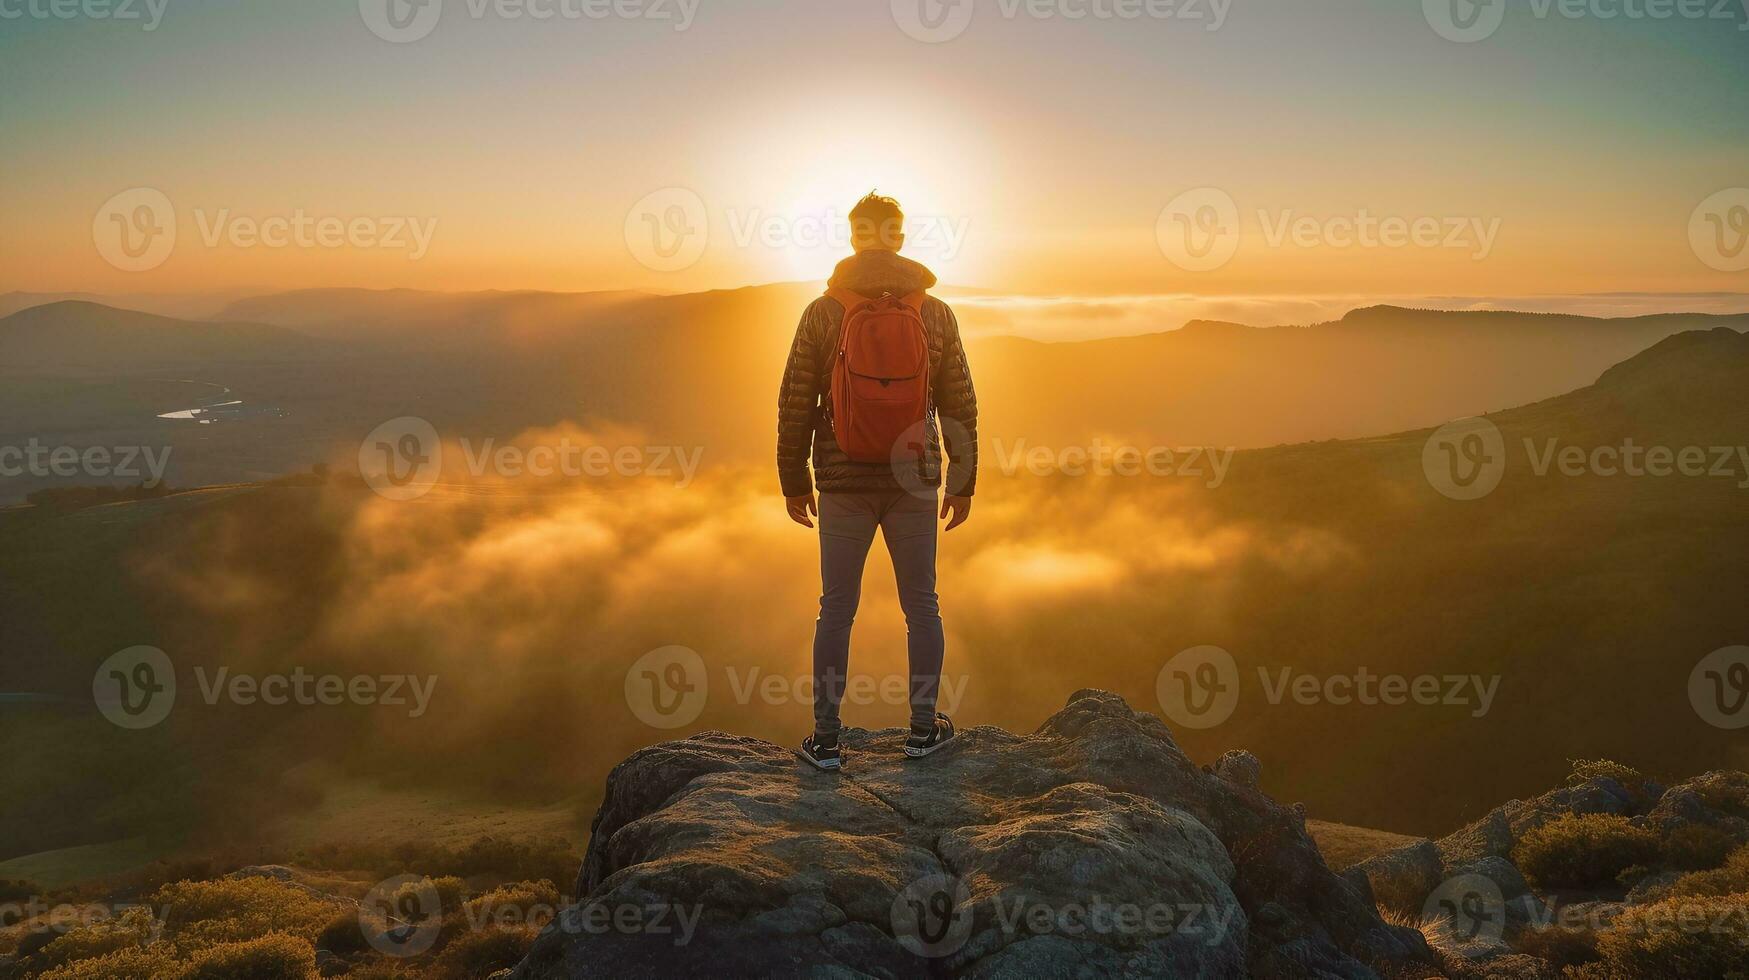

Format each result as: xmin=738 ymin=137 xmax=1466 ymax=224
xmin=510 ymin=691 xmax=1438 ymax=978
xmin=1346 ymin=769 xmax=1749 ymax=974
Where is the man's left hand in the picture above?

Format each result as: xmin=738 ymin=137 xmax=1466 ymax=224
xmin=941 ymin=494 xmax=972 ymax=531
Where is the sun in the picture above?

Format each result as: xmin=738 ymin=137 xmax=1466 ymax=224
xmin=718 ymin=98 xmax=991 ymax=287
xmin=773 ymin=167 xmax=950 ymax=281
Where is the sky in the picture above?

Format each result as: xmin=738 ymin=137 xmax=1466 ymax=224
xmin=2 ymin=0 xmax=1747 ymax=303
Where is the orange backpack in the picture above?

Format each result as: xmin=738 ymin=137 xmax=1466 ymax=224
xmin=826 ymin=287 xmax=931 ymax=464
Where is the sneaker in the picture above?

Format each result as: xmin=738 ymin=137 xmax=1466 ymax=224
xmin=904 ymin=713 xmax=957 ymax=759
xmin=799 ymin=733 xmax=842 ymax=771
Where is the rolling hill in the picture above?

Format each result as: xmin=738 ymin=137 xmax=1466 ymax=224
xmin=215 ymin=287 xmax=652 ymax=347
xmin=973 ymin=305 xmax=1749 ymax=448
xmin=1134 ymin=326 xmax=1749 ymax=831
xmin=0 ymin=302 xmax=323 ymax=375
xmin=0 ymin=291 xmax=241 ymax=321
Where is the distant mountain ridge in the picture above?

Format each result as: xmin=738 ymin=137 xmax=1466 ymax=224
xmin=1467 ymin=325 xmax=1749 ymax=447
xmin=1595 ymin=325 xmax=1749 ymax=391
xmin=214 ymin=287 xmax=654 ymax=346
xmin=1136 ymin=303 xmax=1743 ymax=335
xmin=6 ymin=292 xmax=1745 ymax=471
xmin=0 ymin=301 xmax=322 ymax=374
xmin=977 ymin=304 xmax=1749 ymax=448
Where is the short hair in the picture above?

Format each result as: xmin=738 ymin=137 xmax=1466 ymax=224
xmin=848 ymin=192 xmax=904 ymax=250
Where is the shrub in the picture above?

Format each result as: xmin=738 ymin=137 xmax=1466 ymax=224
xmin=1663 ymin=824 xmax=1740 ymax=872
xmin=1617 ymin=864 xmax=1655 ymax=891
xmin=426 ymin=925 xmax=538 ymax=980
xmin=1510 ymin=919 xmax=1598 ymax=970
xmin=1567 ymin=759 xmax=1657 ymax=809
xmin=1669 ymin=843 xmax=1749 ymax=899
xmin=287 ymin=869 xmax=373 ymax=901
xmin=1698 ymin=777 xmax=1749 ymax=821
xmin=35 ymin=942 xmax=180 ymax=980
xmin=179 ymin=932 xmax=317 ymax=979
xmin=1513 ymin=814 xmax=1660 ymax=891
xmin=368 ymin=876 xmax=461 ymax=939
xmin=314 ymin=908 xmax=373 ymax=956
xmin=154 ymin=877 xmax=341 ymax=953
xmin=276 ymin=836 xmax=579 ymax=898
xmin=33 ymin=907 xmax=162 ymax=972
xmin=462 ymin=880 xmax=562 ymax=930
xmin=415 ymin=876 xmax=468 ymax=912
xmin=342 ymin=962 xmax=413 ymax=980
xmin=1587 ymin=893 xmax=1749 ymax=978
xmin=1568 ymin=759 xmax=1645 ymax=787
xmin=129 ymin=858 xmax=228 ymax=894
xmin=14 ymin=927 xmax=63 ymax=961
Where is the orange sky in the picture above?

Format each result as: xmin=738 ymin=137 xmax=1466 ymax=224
xmin=3 ymin=2 xmax=1746 ymax=301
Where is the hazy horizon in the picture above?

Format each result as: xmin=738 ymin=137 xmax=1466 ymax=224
xmin=8 ymin=283 xmax=1749 ymax=343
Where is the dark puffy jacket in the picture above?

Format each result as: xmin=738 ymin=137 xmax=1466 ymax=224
xmin=777 ymin=251 xmax=978 ymax=498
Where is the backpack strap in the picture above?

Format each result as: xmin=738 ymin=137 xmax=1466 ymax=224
xmin=826 ymin=287 xmax=927 ymax=316
xmin=825 ymin=287 xmax=869 ymax=315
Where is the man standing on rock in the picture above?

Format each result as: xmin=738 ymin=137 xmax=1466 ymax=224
xmin=777 ymin=192 xmax=979 ymax=771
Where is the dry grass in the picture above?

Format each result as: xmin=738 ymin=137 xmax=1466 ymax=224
xmin=1305 ymin=820 xmax=1422 ymax=871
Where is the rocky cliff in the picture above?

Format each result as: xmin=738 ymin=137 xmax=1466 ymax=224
xmin=508 ymin=691 xmax=1439 ymax=978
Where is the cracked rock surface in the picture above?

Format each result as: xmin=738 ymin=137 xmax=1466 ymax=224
xmin=508 ymin=691 xmax=1438 ymax=979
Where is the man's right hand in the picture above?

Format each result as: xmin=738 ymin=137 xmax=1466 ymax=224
xmin=786 ymin=493 xmax=818 ymax=528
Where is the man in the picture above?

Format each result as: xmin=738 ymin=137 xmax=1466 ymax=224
xmin=777 ymin=192 xmax=979 ymax=771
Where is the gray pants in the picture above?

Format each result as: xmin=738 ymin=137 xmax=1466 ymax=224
xmin=812 ymin=490 xmax=944 ymax=737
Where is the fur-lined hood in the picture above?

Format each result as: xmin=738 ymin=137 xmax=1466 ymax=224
xmin=827 ymin=250 xmax=938 ymax=297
